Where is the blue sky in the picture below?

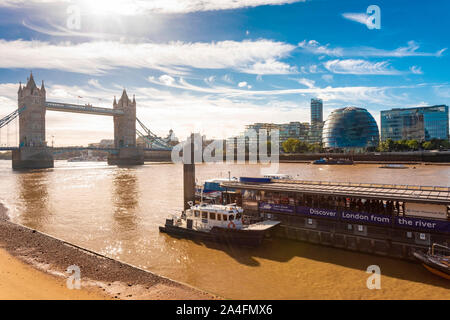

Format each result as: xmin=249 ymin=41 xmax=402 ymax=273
xmin=0 ymin=0 xmax=449 ymax=146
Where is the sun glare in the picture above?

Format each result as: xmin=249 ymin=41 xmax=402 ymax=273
xmin=83 ymin=0 xmax=140 ymax=16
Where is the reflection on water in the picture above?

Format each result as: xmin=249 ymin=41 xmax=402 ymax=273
xmin=112 ymin=169 xmax=139 ymax=231
xmin=16 ymin=170 xmax=51 ymax=230
xmin=0 ymin=160 xmax=449 ymax=299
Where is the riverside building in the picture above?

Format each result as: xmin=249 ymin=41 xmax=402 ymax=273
xmin=380 ymin=105 xmax=449 ymax=142
xmin=322 ymin=107 xmax=379 ymax=151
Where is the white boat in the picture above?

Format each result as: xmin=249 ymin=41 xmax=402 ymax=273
xmin=159 ymin=202 xmax=281 ymax=246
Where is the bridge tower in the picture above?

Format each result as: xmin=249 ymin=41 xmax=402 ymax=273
xmin=12 ymin=73 xmax=54 ymax=169
xmin=107 ymin=89 xmax=144 ymax=165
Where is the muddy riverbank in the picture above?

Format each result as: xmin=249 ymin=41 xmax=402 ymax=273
xmin=0 ymin=204 xmax=217 ymax=300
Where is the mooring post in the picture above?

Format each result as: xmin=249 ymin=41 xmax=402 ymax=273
xmin=183 ymin=133 xmax=196 ymax=210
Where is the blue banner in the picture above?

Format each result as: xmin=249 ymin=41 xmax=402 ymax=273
xmin=259 ymin=202 xmax=295 ymax=214
xmin=395 ymin=216 xmax=450 ymax=233
xmin=296 ymin=206 xmax=339 ymax=219
xmin=341 ymin=211 xmax=392 ymax=225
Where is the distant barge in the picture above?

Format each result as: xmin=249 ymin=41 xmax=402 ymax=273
xmin=312 ymin=158 xmax=354 ymax=165
xmin=221 ymin=178 xmax=450 ymax=260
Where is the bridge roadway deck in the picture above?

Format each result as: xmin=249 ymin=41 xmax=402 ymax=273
xmin=45 ymin=102 xmax=124 ymax=116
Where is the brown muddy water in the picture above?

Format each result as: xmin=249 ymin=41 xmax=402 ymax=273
xmin=0 ymin=160 xmax=449 ymax=299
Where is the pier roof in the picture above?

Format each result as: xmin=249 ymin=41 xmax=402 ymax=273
xmin=221 ymin=180 xmax=450 ymax=205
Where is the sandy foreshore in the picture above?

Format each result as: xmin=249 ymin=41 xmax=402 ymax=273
xmin=0 ymin=247 xmax=110 ymax=300
xmin=0 ymin=203 xmax=217 ymax=300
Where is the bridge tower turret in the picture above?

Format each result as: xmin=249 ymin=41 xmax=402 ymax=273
xmin=18 ymin=72 xmax=47 ymax=147
xmin=108 ymin=90 xmax=143 ymax=165
xmin=13 ymin=73 xmax=53 ymax=169
xmin=113 ymin=89 xmax=136 ymax=148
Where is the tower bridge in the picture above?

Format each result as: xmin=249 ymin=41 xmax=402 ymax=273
xmin=0 ymin=73 xmax=173 ymax=169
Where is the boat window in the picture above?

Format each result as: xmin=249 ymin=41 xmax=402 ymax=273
xmin=229 ymin=215 xmax=234 ymax=221
xmin=222 ymin=215 xmax=228 ymax=221
xmin=201 ymin=212 xmax=208 ymax=219
xmin=217 ymin=214 xmax=221 ymax=221
xmin=194 ymin=210 xmax=200 ymax=217
xmin=209 ymin=212 xmax=216 ymax=220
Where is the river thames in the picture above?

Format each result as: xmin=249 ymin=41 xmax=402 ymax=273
xmin=0 ymin=160 xmax=449 ymax=299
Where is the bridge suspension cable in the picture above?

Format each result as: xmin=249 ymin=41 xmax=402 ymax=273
xmin=0 ymin=107 xmax=25 ymax=148
xmin=0 ymin=107 xmax=25 ymax=129
xmin=136 ymin=117 xmax=173 ymax=151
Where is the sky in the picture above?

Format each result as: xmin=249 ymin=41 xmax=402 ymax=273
xmin=0 ymin=0 xmax=449 ymax=146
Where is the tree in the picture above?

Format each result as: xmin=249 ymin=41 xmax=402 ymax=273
xmin=308 ymin=142 xmax=323 ymax=153
xmin=422 ymin=141 xmax=433 ymax=150
xmin=406 ymin=139 xmax=419 ymax=151
xmin=378 ymin=138 xmax=395 ymax=152
xmin=282 ymin=138 xmax=300 ymax=153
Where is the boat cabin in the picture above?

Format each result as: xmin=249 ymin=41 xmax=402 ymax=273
xmin=182 ymin=203 xmax=244 ymax=230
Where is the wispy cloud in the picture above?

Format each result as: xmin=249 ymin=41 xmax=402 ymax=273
xmin=410 ymin=66 xmax=423 ymax=75
xmin=299 ymin=40 xmax=446 ymax=58
xmin=0 ymin=0 xmax=304 ymax=14
xmin=342 ymin=12 xmax=372 ymax=28
xmin=0 ymin=39 xmax=296 ymax=75
xmin=22 ymin=19 xmax=117 ymax=39
xmin=239 ymin=59 xmax=298 ymax=75
xmin=146 ymin=73 xmax=402 ymax=104
xmin=296 ymin=78 xmax=316 ymax=88
xmin=298 ymin=40 xmax=343 ymax=56
xmin=323 ymin=59 xmax=403 ymax=75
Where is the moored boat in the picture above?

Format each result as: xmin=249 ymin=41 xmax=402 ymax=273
xmin=264 ymin=174 xmax=293 ymax=180
xmin=379 ymin=164 xmax=408 ymax=169
xmin=413 ymin=243 xmax=450 ymax=280
xmin=159 ymin=202 xmax=281 ymax=246
xmin=312 ymin=158 xmax=353 ymax=165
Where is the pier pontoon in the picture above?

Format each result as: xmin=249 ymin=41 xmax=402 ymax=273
xmin=220 ymin=178 xmax=450 ymax=259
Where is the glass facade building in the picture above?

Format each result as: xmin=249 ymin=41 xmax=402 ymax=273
xmin=380 ymin=105 xmax=449 ymax=142
xmin=311 ymin=98 xmax=323 ymax=124
xmin=309 ymin=98 xmax=324 ymax=144
xmin=322 ymin=107 xmax=379 ymax=149
xmin=242 ymin=122 xmax=310 ymax=147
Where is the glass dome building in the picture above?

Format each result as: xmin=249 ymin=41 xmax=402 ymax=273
xmin=322 ymin=107 xmax=379 ymax=150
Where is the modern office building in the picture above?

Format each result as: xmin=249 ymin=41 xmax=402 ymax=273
xmin=322 ymin=107 xmax=379 ymax=150
xmin=380 ymin=105 xmax=449 ymax=142
xmin=311 ymin=98 xmax=323 ymax=124
xmin=309 ymin=98 xmax=324 ymax=144
xmin=279 ymin=122 xmax=310 ymax=144
xmin=242 ymin=122 xmax=310 ymax=146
